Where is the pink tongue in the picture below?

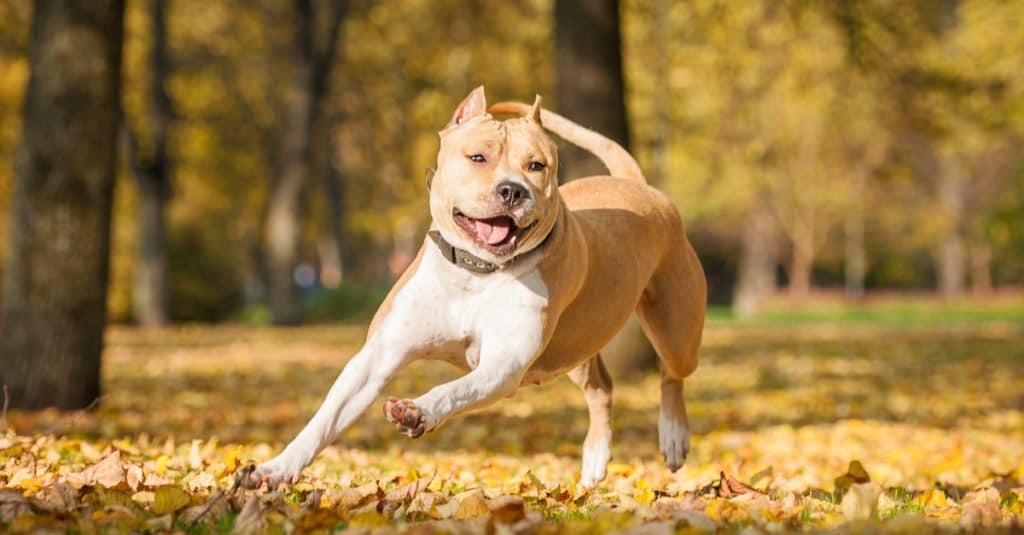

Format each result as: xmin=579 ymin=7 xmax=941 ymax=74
xmin=474 ymin=217 xmax=513 ymax=245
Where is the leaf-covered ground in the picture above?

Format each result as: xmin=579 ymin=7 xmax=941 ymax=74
xmin=2 ymin=321 xmax=1024 ymax=533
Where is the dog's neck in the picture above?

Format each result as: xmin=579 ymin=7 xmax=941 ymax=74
xmin=428 ymin=201 xmax=561 ymax=275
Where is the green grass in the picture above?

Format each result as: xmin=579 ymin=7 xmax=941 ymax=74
xmin=706 ymin=298 xmax=1024 ymax=326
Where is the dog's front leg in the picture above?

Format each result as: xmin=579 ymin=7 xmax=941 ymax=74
xmin=385 ymin=318 xmax=544 ymax=435
xmin=246 ymin=330 xmax=418 ymax=488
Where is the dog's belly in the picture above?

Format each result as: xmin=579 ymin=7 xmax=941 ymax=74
xmin=521 ymin=177 xmax=680 ymax=382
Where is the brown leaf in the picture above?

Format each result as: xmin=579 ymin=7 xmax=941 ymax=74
xmin=453 ymin=489 xmax=489 ymax=519
xmin=652 ymin=495 xmax=705 ymax=520
xmin=333 ymin=481 xmax=383 ymax=512
xmin=407 ymin=491 xmax=444 ymax=518
xmin=488 ymin=495 xmax=526 ymax=524
xmin=834 ymin=460 xmax=871 ymax=498
xmin=180 ymin=497 xmax=230 ymax=524
xmin=717 ymin=471 xmax=763 ymax=498
xmin=231 ymin=495 xmax=263 ymax=534
xmin=31 ymin=482 xmax=78 ymax=514
xmin=959 ymin=501 xmax=1001 ymax=529
xmin=0 ymin=490 xmax=31 ymax=523
xmin=79 ymin=450 xmax=127 ymax=489
xmin=384 ymin=475 xmax=433 ymax=502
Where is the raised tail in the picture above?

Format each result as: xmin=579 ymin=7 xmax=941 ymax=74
xmin=489 ymin=101 xmax=646 ymax=182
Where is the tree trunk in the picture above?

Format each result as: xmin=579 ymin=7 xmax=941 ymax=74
xmin=129 ymin=0 xmax=172 ymax=326
xmin=554 ymin=0 xmax=630 ymax=181
xmin=788 ymin=229 xmax=814 ymax=298
xmin=320 ymin=134 xmax=347 ymax=288
xmin=264 ymin=0 xmax=348 ymax=325
xmin=0 ymin=0 xmax=124 ymax=410
xmin=937 ymin=159 xmax=966 ymax=297
xmin=733 ymin=203 xmax=778 ymax=317
xmin=134 ymin=168 xmax=170 ymax=325
xmin=970 ymin=239 xmax=992 ymax=295
xmin=844 ymin=171 xmax=866 ymax=299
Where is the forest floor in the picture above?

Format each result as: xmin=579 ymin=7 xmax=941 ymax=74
xmin=2 ymin=318 xmax=1023 ymax=533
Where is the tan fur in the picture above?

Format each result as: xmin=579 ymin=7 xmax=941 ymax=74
xmin=380 ymin=94 xmax=706 ymax=392
xmin=251 ymin=88 xmax=707 ymax=489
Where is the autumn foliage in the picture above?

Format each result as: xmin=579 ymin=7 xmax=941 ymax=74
xmin=2 ymin=322 xmax=1023 ymax=532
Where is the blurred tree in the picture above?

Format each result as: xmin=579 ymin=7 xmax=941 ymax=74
xmin=554 ymin=0 xmax=630 ymax=180
xmin=124 ymin=0 xmax=173 ymax=326
xmin=0 ymin=0 xmax=124 ymax=409
xmin=265 ymin=0 xmax=349 ymax=325
xmin=0 ymin=1 xmax=31 ymax=284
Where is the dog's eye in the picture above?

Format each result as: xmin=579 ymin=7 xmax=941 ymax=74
xmin=468 ymin=154 xmax=486 ymax=163
xmin=528 ymin=161 xmax=546 ymax=172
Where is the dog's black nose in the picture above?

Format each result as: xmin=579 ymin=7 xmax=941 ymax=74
xmin=496 ymin=181 xmax=529 ymax=208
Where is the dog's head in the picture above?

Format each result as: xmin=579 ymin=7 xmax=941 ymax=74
xmin=429 ymin=86 xmax=559 ymax=266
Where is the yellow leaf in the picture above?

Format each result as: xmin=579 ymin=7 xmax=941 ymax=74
xmin=348 ymin=511 xmax=389 ymax=527
xmin=154 ymin=455 xmax=170 ymax=475
xmin=223 ymin=447 xmax=243 ymax=472
xmin=635 ymin=487 xmax=656 ymax=506
xmin=151 ymin=486 xmax=191 ymax=515
xmin=132 ymin=491 xmax=155 ymax=506
xmin=912 ymin=489 xmax=949 ymax=509
xmin=705 ymin=497 xmax=749 ymax=524
xmin=18 ymin=477 xmax=43 ymax=495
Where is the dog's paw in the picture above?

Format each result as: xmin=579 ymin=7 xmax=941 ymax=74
xmin=383 ymin=397 xmax=427 ymax=438
xmin=579 ymin=440 xmax=611 ymax=489
xmin=658 ymin=416 xmax=691 ymax=472
xmin=239 ymin=457 xmax=303 ymax=490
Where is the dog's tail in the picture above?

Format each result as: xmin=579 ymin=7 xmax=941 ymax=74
xmin=489 ymin=101 xmax=645 ymax=182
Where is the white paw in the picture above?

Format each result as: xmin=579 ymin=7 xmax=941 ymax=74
xmin=658 ymin=411 xmax=690 ymax=472
xmin=579 ymin=439 xmax=611 ymax=489
xmin=243 ymin=455 xmax=305 ymax=489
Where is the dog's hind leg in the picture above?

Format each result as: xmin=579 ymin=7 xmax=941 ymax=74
xmin=568 ymin=354 xmax=613 ymax=488
xmin=636 ymin=233 xmax=706 ymax=472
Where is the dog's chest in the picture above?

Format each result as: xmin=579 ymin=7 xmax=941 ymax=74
xmin=406 ymin=246 xmax=549 ymax=369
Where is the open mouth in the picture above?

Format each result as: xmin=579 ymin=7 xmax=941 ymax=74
xmin=453 ymin=209 xmax=535 ymax=255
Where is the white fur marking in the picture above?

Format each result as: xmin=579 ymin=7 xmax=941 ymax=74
xmin=579 ymin=437 xmax=611 ymax=488
xmin=658 ymin=407 xmax=690 ymax=472
xmin=254 ymin=240 xmax=550 ymax=487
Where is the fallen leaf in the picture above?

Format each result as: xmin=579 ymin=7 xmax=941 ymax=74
xmin=0 ymin=490 xmax=31 ymax=522
xmin=189 ymin=440 xmax=203 ymax=470
xmin=79 ymin=451 xmax=127 ymax=489
xmin=834 ymin=460 xmax=871 ymax=499
xmin=488 ymin=495 xmax=526 ymax=524
xmin=840 ymin=482 xmax=882 ymax=521
xmin=453 ymin=489 xmax=489 ymax=519
xmin=332 ymin=481 xmax=382 ymax=512
xmin=231 ymin=495 xmax=263 ymax=534
xmin=960 ymin=501 xmax=1000 ymax=529
xmin=151 ymin=485 xmax=191 ymax=515
xmin=912 ymin=488 xmax=950 ymax=509
xmin=126 ymin=464 xmax=144 ymax=491
xmin=717 ymin=471 xmax=763 ymax=498
xmin=385 ymin=475 xmax=434 ymax=502
xmin=32 ymin=482 xmax=77 ymax=514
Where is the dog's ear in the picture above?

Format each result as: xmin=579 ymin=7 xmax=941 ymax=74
xmin=446 ymin=86 xmax=487 ymax=128
xmin=528 ymin=94 xmax=543 ymax=126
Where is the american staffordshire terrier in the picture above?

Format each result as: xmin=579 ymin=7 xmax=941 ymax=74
xmin=246 ymin=87 xmax=706 ymax=489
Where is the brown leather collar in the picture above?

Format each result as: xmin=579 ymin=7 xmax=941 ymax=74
xmin=427 ymin=226 xmax=553 ymax=274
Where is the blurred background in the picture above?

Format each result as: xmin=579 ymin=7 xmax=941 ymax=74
xmin=0 ymin=1 xmax=1022 ymax=408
